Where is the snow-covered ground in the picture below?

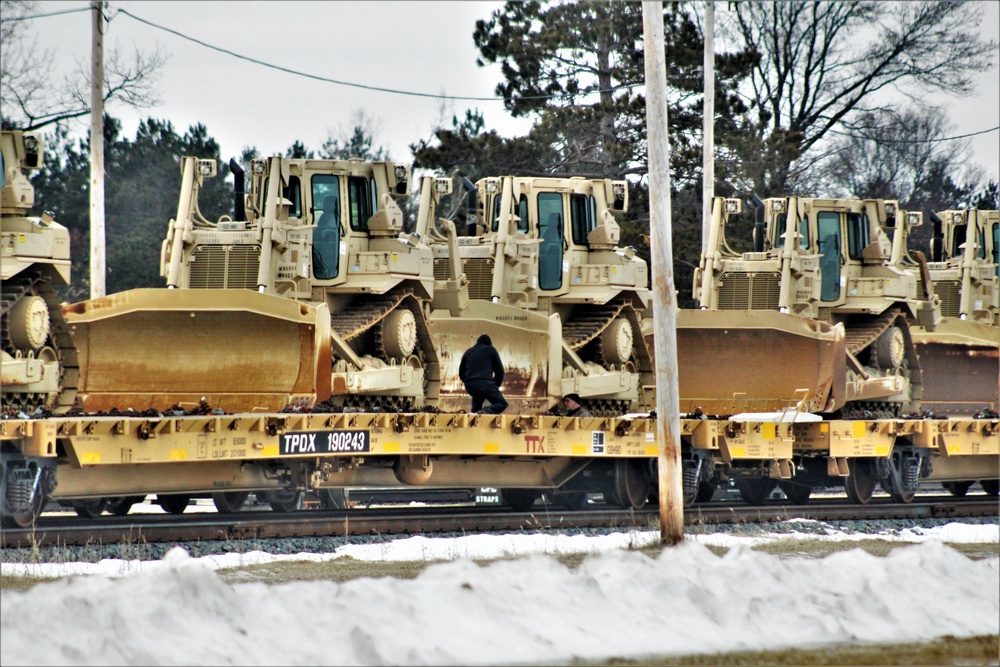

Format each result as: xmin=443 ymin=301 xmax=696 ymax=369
xmin=2 ymin=523 xmax=998 ymax=666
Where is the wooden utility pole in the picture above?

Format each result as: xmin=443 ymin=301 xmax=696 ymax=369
xmin=90 ymin=0 xmax=106 ymax=299
xmin=642 ymin=1 xmax=684 ymax=543
xmin=701 ymin=1 xmax=715 ymax=253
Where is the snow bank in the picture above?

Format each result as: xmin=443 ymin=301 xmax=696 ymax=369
xmin=2 ymin=538 xmax=997 ymax=666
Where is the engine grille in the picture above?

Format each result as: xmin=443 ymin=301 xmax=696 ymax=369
xmin=189 ymin=245 xmax=261 ymax=289
xmin=717 ymin=271 xmax=780 ymax=310
xmin=934 ymin=280 xmax=961 ymax=318
xmin=433 ymin=257 xmax=495 ymax=300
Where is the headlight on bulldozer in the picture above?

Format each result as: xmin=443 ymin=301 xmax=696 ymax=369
xmin=251 ymin=159 xmax=267 ymax=174
xmin=197 ymin=159 xmax=217 ymax=177
xmin=484 ymin=179 xmax=500 ymax=194
xmin=906 ymin=211 xmax=922 ymax=227
xmin=885 ymin=202 xmax=896 ymax=216
xmin=770 ymin=200 xmax=785 ymax=213
xmin=724 ymin=198 xmax=741 ymax=214
xmin=434 ymin=178 xmax=452 ymax=195
xmin=951 ymin=212 xmax=964 ymax=223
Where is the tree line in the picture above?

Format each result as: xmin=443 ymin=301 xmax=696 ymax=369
xmin=4 ymin=0 xmax=997 ymax=305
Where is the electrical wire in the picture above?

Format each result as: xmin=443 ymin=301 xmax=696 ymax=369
xmin=0 ymin=6 xmax=91 ymax=22
xmin=828 ymin=126 xmax=999 ymax=144
xmin=112 ymin=7 xmax=546 ymax=103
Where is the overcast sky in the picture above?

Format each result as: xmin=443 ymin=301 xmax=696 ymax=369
xmin=20 ymin=1 xmax=1000 ymax=182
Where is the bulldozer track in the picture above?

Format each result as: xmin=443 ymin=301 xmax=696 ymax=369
xmin=1 ymin=272 xmax=78 ymax=413
xmin=562 ymin=301 xmax=631 ymax=352
xmin=843 ymin=308 xmax=901 ymax=355
xmin=331 ymin=292 xmax=411 ymax=342
xmin=329 ymin=289 xmax=440 ymax=405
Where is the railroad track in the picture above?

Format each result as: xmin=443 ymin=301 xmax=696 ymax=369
xmin=1 ymin=497 xmax=995 ymax=549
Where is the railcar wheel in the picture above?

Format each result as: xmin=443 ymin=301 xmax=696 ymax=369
xmin=266 ymin=490 xmax=303 ymax=513
xmin=212 ymin=491 xmax=251 ymax=513
xmin=500 ymin=488 xmax=538 ymax=511
xmin=980 ymin=480 xmax=998 ymax=496
xmin=318 ymin=488 xmax=349 ymax=509
xmin=845 ymin=458 xmax=877 ymax=505
xmin=942 ymin=481 xmax=974 ymax=497
xmin=1 ymin=489 xmax=44 ymax=528
xmin=71 ymin=498 xmax=108 ymax=518
xmin=612 ymin=459 xmax=651 ymax=510
xmin=106 ymin=496 xmax=144 ymax=516
xmin=736 ymin=477 xmax=776 ymax=506
xmin=778 ymin=480 xmax=812 ymax=505
xmin=881 ymin=449 xmax=919 ymax=504
xmin=158 ymin=494 xmax=191 ymax=515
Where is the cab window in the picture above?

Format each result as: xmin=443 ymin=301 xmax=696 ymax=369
xmin=537 ymin=192 xmax=564 ymax=290
xmin=817 ymin=211 xmax=842 ymax=302
xmin=491 ymin=193 xmax=529 ymax=233
xmin=773 ymin=213 xmax=810 ymax=249
xmin=283 ymin=176 xmax=302 ymax=218
xmin=348 ymin=176 xmax=377 ymax=231
xmin=846 ymin=212 xmax=869 ymax=260
xmin=570 ymin=193 xmax=596 ymax=245
xmin=311 ymin=175 xmax=341 ymax=280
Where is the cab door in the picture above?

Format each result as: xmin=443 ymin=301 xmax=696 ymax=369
xmin=816 ymin=210 xmax=843 ymax=303
xmin=537 ymin=191 xmax=564 ymax=291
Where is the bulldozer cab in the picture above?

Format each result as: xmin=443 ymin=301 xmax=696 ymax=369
xmin=423 ymin=175 xmax=646 ymax=310
xmin=1 ymin=130 xmax=43 ymax=214
xmin=695 ymin=196 xmax=928 ymax=322
xmin=160 ymin=155 xmax=429 ymax=298
xmin=927 ymin=209 xmax=1000 ymax=324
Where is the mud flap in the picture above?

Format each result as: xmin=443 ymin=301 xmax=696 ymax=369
xmin=672 ymin=309 xmax=846 ymax=415
xmin=64 ymin=289 xmax=332 ymax=413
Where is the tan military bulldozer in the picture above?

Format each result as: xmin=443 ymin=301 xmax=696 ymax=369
xmin=913 ymin=209 xmax=999 ymax=416
xmin=1 ymin=130 xmax=77 ymax=413
xmin=419 ymin=174 xmax=653 ymax=416
xmin=65 ymin=155 xmax=439 ymax=413
xmin=682 ymin=195 xmax=940 ymax=419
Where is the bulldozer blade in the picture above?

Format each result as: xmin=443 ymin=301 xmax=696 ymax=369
xmin=668 ymin=310 xmax=846 ymax=415
xmin=64 ymin=289 xmax=332 ymax=413
xmin=912 ymin=319 xmax=999 ymax=416
xmin=427 ymin=301 xmax=556 ymax=414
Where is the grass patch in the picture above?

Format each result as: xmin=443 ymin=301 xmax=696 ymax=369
xmin=218 ymin=556 xmax=432 ymax=585
xmin=582 ymin=635 xmax=999 ymax=666
xmin=0 ymin=574 xmax=57 ymax=592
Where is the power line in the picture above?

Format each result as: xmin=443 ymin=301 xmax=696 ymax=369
xmin=0 ymin=6 xmax=91 ymax=22
xmin=111 ymin=6 xmax=533 ymax=103
xmin=829 ymin=126 xmax=1000 ymax=144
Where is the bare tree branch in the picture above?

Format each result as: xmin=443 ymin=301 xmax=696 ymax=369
xmin=0 ymin=1 xmax=167 ymax=130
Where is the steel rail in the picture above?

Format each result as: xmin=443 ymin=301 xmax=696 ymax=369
xmin=1 ymin=497 xmax=996 ymax=549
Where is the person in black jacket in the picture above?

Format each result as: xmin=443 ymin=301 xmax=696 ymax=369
xmin=458 ymin=334 xmax=509 ymax=414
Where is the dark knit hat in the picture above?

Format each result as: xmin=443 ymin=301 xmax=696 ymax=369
xmin=477 ymin=334 xmax=493 ymax=345
xmin=563 ymin=393 xmax=582 ymax=404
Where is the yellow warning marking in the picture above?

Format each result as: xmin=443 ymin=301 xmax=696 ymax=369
xmin=876 ymin=445 xmax=890 ymax=457
xmin=948 ymin=445 xmax=960 ymax=455
xmin=572 ymin=445 xmax=588 ymax=455
xmin=484 ymin=442 xmax=500 ymax=453
xmin=730 ymin=447 xmax=746 ymax=458
xmin=820 ymin=423 xmax=829 ymax=433
xmin=169 ymin=449 xmax=187 ymax=461
xmin=762 ymin=423 xmax=776 ymax=440
xmin=645 ymin=445 xmax=659 ymax=456
xmin=261 ymin=445 xmax=279 ymax=457
xmin=384 ymin=442 xmax=400 ymax=453
xmin=80 ymin=452 xmax=101 ymax=464
xmin=853 ymin=422 xmax=866 ymax=439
